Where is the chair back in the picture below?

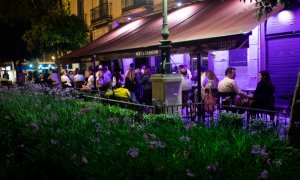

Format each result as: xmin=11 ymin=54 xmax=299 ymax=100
xmin=74 ymin=81 xmax=84 ymax=89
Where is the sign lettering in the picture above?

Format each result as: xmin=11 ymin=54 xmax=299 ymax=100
xmin=136 ymin=50 xmax=159 ymax=57
xmin=218 ymin=40 xmax=236 ymax=48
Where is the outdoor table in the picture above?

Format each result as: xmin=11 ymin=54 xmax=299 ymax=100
xmin=242 ymin=89 xmax=255 ymax=95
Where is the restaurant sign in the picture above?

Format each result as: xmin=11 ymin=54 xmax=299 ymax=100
xmin=135 ymin=50 xmax=160 ymax=57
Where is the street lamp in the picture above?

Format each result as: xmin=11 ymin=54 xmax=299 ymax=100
xmin=160 ymin=0 xmax=172 ymax=74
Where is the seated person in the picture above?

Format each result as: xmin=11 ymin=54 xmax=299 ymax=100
xmin=82 ymin=70 xmax=94 ymax=91
xmin=74 ymin=71 xmax=85 ymax=88
xmin=218 ymin=67 xmax=252 ymax=107
xmin=61 ymin=71 xmax=72 ymax=87
xmin=105 ymin=83 xmax=131 ymax=102
xmin=48 ymin=70 xmax=60 ymax=87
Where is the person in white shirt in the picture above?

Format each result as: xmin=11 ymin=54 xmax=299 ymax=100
xmin=61 ymin=71 xmax=72 ymax=87
xmin=180 ymin=68 xmax=192 ymax=105
xmin=74 ymin=71 xmax=85 ymax=82
xmin=218 ymin=67 xmax=251 ymax=105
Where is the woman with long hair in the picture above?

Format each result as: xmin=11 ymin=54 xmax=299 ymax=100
xmin=251 ymin=70 xmax=275 ymax=120
xmin=125 ymin=69 xmax=138 ymax=103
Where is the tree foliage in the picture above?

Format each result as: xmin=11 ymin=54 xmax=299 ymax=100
xmin=241 ymin=0 xmax=298 ymax=19
xmin=0 ymin=0 xmax=87 ymax=63
xmin=23 ymin=14 xmax=88 ymax=55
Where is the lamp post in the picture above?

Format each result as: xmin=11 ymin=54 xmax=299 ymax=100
xmin=151 ymin=0 xmax=181 ymax=110
xmin=160 ymin=0 xmax=172 ymax=74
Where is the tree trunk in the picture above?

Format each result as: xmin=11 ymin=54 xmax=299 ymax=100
xmin=288 ymin=72 xmax=300 ymax=147
xmin=59 ymin=0 xmax=63 ymax=12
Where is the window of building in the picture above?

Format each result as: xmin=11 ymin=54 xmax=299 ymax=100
xmin=77 ymin=0 xmax=84 ymax=20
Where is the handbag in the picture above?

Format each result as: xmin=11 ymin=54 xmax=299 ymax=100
xmin=204 ymin=89 xmax=217 ymax=113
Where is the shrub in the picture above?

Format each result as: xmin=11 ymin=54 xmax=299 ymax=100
xmin=219 ymin=112 xmax=243 ymax=128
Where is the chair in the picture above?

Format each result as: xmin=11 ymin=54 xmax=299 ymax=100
xmin=74 ymin=81 xmax=84 ymax=89
xmin=218 ymin=92 xmax=236 ymax=112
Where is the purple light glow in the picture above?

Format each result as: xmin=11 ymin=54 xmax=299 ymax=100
xmin=277 ymin=10 xmax=295 ymax=25
xmin=113 ymin=21 xmax=119 ymax=28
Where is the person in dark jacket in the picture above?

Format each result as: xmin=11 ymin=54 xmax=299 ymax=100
xmin=251 ymin=70 xmax=275 ymax=120
xmin=139 ymin=67 xmax=152 ymax=105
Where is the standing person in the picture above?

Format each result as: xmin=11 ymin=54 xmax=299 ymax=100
xmin=112 ymin=68 xmax=124 ymax=88
xmin=139 ymin=68 xmax=152 ymax=105
xmin=251 ymin=71 xmax=275 ymax=119
xmin=125 ymin=63 xmax=135 ymax=77
xmin=125 ymin=69 xmax=138 ymax=103
xmin=27 ymin=71 xmax=33 ymax=81
xmin=98 ymin=66 xmax=112 ymax=91
xmin=180 ymin=68 xmax=192 ymax=105
xmin=135 ymin=67 xmax=143 ymax=102
xmin=2 ymin=70 xmax=9 ymax=80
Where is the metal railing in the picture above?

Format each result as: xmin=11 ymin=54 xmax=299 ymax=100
xmin=82 ymin=93 xmax=155 ymax=115
xmin=121 ymin=0 xmax=153 ymax=12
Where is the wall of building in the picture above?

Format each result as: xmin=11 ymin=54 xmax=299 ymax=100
xmin=263 ymin=7 xmax=300 ymax=106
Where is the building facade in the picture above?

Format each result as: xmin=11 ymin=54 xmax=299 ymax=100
xmin=69 ymin=0 xmax=185 ymax=40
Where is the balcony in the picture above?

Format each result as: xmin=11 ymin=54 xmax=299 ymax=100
xmin=122 ymin=0 xmax=153 ymax=13
xmin=90 ymin=3 xmax=112 ymax=25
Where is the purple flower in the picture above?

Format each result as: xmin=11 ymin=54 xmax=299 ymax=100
xmin=91 ymin=119 xmax=97 ymax=124
xmin=28 ymin=122 xmax=39 ymax=132
xmin=80 ymin=107 xmax=92 ymax=113
xmin=92 ymin=137 xmax=100 ymax=143
xmin=272 ymin=160 xmax=282 ymax=167
xmin=81 ymin=156 xmax=88 ymax=164
xmin=107 ymin=117 xmax=118 ymax=124
xmin=180 ymin=136 xmax=190 ymax=142
xmin=148 ymin=141 xmax=166 ymax=149
xmin=251 ymin=145 xmax=268 ymax=159
xmin=103 ymin=130 xmax=111 ymax=135
xmin=123 ymin=117 xmax=130 ymax=123
xmin=50 ymin=139 xmax=58 ymax=145
xmin=207 ymin=162 xmax=219 ymax=173
xmin=186 ymin=169 xmax=195 ymax=177
xmin=45 ymin=105 xmax=51 ymax=111
xmin=184 ymin=122 xmax=197 ymax=130
xmin=127 ymin=148 xmax=139 ymax=158
xmin=183 ymin=150 xmax=189 ymax=158
xmin=143 ymin=133 xmax=156 ymax=141
xmin=129 ymin=124 xmax=136 ymax=131
xmin=259 ymin=170 xmax=268 ymax=179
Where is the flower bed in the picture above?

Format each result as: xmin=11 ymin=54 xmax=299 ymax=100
xmin=1 ymin=89 xmax=300 ymax=179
